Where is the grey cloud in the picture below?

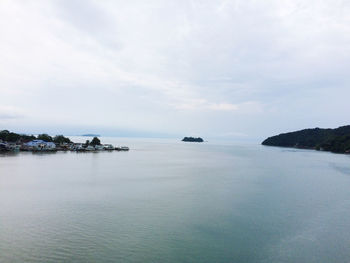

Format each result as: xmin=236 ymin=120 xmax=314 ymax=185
xmin=0 ymin=0 xmax=349 ymax=140
xmin=53 ymin=0 xmax=121 ymax=49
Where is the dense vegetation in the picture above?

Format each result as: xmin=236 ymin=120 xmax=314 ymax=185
xmin=37 ymin=134 xmax=53 ymax=142
xmin=182 ymin=137 xmax=204 ymax=142
xmin=0 ymin=130 xmax=35 ymax=142
xmin=53 ymin=135 xmax=71 ymax=144
xmin=84 ymin=137 xmax=100 ymax=147
xmin=0 ymin=130 xmax=71 ymax=144
xmin=262 ymin=125 xmax=350 ymax=153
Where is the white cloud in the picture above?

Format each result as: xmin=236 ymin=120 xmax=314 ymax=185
xmin=0 ymin=106 xmax=25 ymax=120
xmin=174 ymin=99 xmax=238 ymax=111
xmin=207 ymin=103 xmax=239 ymax=111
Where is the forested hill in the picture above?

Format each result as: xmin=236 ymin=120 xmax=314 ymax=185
xmin=262 ymin=125 xmax=350 ymax=153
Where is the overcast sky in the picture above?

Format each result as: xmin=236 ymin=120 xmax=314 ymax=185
xmin=1 ymin=0 xmax=349 ymax=140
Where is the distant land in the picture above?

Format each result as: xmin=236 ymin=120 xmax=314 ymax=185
xmin=182 ymin=137 xmax=204 ymax=142
xmin=81 ymin=134 xmax=100 ymax=137
xmin=262 ymin=125 xmax=350 ymax=154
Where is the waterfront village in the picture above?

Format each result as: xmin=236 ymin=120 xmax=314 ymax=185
xmin=0 ymin=130 xmax=129 ymax=153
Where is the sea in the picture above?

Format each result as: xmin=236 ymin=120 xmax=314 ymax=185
xmin=1 ymin=137 xmax=350 ymax=263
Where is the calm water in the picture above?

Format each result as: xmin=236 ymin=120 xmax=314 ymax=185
xmin=1 ymin=138 xmax=350 ymax=263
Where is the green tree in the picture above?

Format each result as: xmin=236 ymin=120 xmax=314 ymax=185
xmin=37 ymin=134 xmax=53 ymax=142
xmin=84 ymin=140 xmax=90 ymax=147
xmin=90 ymin=137 xmax=101 ymax=146
xmin=53 ymin=135 xmax=71 ymax=144
xmin=0 ymin=130 xmax=10 ymax=141
xmin=6 ymin=132 xmax=21 ymax=142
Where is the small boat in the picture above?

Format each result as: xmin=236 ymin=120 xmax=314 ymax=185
xmin=73 ymin=144 xmax=85 ymax=151
xmin=103 ymin=144 xmax=114 ymax=151
xmin=85 ymin=145 xmax=95 ymax=151
xmin=115 ymin=146 xmax=129 ymax=151
xmin=94 ymin=145 xmax=104 ymax=151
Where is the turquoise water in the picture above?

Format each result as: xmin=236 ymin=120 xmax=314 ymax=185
xmin=1 ymin=138 xmax=350 ymax=262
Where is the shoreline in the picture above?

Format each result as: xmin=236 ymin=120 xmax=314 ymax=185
xmin=262 ymin=144 xmax=350 ymax=155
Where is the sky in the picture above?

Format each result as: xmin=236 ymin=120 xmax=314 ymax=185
xmin=1 ymin=0 xmax=349 ymax=141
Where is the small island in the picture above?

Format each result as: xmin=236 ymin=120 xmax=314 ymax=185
xmin=81 ymin=134 xmax=100 ymax=137
xmin=182 ymin=137 xmax=204 ymax=142
xmin=262 ymin=125 xmax=350 ymax=154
